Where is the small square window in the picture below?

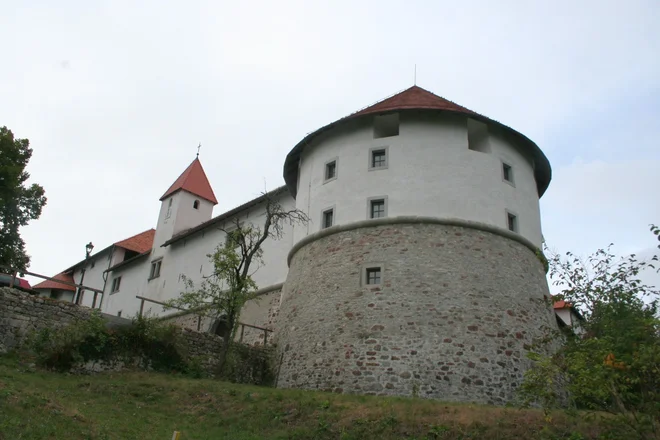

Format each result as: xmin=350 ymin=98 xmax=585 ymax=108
xmin=150 ymin=260 xmax=162 ymax=280
xmin=322 ymin=208 xmax=334 ymax=229
xmin=369 ymin=198 xmax=386 ymax=219
xmin=502 ymin=163 xmax=514 ymax=184
xmin=111 ymin=276 xmax=122 ymax=293
xmin=372 ymin=150 xmax=386 ymax=167
xmin=325 ymin=160 xmax=337 ymax=181
xmin=366 ymin=267 xmax=382 ymax=285
xmin=507 ymin=212 xmax=518 ymax=232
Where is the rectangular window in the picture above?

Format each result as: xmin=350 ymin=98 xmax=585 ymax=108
xmin=507 ymin=212 xmax=518 ymax=232
xmin=149 ymin=260 xmax=162 ymax=280
xmin=366 ymin=267 xmax=382 ymax=285
xmin=467 ymin=118 xmax=491 ymax=153
xmin=502 ymin=163 xmax=514 ymax=184
xmin=322 ymin=208 xmax=334 ymax=229
xmin=368 ymin=148 xmax=389 ymax=171
xmin=111 ymin=276 xmax=122 ymax=293
xmin=325 ymin=160 xmax=337 ymax=181
xmin=117 ymin=310 xmax=122 ymax=317
xmin=372 ymin=150 xmax=386 ymax=167
xmin=370 ymin=199 xmax=386 ymax=219
xmin=374 ymin=113 xmax=399 ymax=138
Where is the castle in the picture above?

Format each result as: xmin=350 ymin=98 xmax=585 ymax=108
xmin=33 ymin=85 xmax=563 ymax=404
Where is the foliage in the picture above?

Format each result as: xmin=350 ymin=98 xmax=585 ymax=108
xmin=520 ymin=226 xmax=660 ymax=439
xmin=0 ymin=354 xmax=612 ymax=439
xmin=0 ymin=126 xmax=47 ymax=273
xmin=218 ymin=343 xmax=276 ymax=386
xmin=164 ymin=190 xmax=308 ymax=371
xmin=28 ymin=312 xmax=189 ymax=373
xmin=536 ymin=248 xmax=550 ymax=273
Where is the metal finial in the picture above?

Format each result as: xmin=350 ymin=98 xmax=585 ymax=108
xmin=196 ymin=142 xmax=201 ymax=158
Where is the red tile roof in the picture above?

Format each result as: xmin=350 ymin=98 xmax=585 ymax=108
xmin=553 ymin=300 xmax=572 ymax=309
xmin=114 ymin=229 xmax=155 ymax=254
xmin=33 ymin=272 xmax=76 ymax=291
xmin=160 ymin=158 xmax=218 ymax=205
xmin=349 ymin=85 xmax=480 ymax=118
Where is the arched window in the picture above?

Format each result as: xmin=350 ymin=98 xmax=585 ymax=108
xmin=193 ymin=200 xmax=200 ymax=210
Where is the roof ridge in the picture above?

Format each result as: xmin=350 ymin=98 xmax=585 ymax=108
xmin=343 ymin=86 xmax=415 ymax=119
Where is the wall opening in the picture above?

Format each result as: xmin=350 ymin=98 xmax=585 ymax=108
xmin=212 ymin=317 xmax=230 ymax=338
xmin=193 ymin=200 xmax=200 ymax=209
xmin=374 ymin=113 xmax=399 ymax=139
xmin=467 ymin=118 xmax=491 ymax=153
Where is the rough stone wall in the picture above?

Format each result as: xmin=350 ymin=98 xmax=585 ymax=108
xmin=0 ymin=287 xmax=228 ymax=376
xmin=239 ymin=289 xmax=281 ymax=346
xmin=161 ymin=312 xmax=214 ymax=333
xmin=159 ymin=288 xmax=282 ymax=347
xmin=276 ymin=223 xmax=558 ymax=405
xmin=0 ymin=287 xmax=92 ymax=353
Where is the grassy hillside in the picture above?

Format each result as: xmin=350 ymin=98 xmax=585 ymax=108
xmin=0 ymin=355 xmax=608 ymax=440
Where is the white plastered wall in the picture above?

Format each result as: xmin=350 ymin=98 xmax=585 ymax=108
xmin=293 ymin=113 xmax=544 ymax=247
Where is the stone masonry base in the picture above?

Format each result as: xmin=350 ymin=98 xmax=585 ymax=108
xmin=275 ymin=222 xmax=557 ymax=405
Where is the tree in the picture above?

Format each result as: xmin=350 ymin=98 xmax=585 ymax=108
xmin=164 ymin=190 xmax=308 ymax=372
xmin=520 ymin=226 xmax=660 ymax=439
xmin=0 ymin=126 xmax=47 ymax=273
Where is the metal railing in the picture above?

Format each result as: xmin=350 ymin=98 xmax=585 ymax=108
xmin=135 ymin=294 xmax=274 ymax=344
xmin=4 ymin=269 xmax=105 ymax=309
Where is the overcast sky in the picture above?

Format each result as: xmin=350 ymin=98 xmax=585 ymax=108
xmin=2 ymin=1 xmax=659 ymax=290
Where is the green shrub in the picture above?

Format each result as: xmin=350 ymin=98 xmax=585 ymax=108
xmin=219 ymin=343 xmax=276 ymax=386
xmin=28 ymin=313 xmax=189 ymax=373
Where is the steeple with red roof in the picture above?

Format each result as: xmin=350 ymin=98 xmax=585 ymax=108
xmin=160 ymin=158 xmax=218 ymax=205
xmin=152 ymin=157 xmax=217 ymax=251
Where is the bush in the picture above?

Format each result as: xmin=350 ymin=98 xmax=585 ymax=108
xmin=28 ymin=312 xmax=189 ymax=373
xmin=219 ymin=342 xmax=276 ymax=386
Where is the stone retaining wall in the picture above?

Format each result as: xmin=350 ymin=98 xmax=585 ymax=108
xmin=0 ymin=287 xmax=93 ymax=353
xmin=276 ymin=222 xmax=558 ymax=405
xmin=0 ymin=287 xmax=228 ymax=376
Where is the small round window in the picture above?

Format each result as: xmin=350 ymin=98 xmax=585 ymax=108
xmin=193 ymin=200 xmax=200 ymax=209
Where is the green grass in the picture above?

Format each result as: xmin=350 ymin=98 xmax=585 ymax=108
xmin=0 ymin=354 xmax=609 ymax=440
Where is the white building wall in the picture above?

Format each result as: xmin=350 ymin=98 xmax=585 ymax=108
xmin=103 ymin=191 xmax=295 ymax=320
xmin=293 ymin=113 xmax=544 ymax=247
xmin=172 ymin=191 xmax=214 ymax=236
xmin=71 ymin=248 xmax=114 ymax=308
xmin=101 ymin=259 xmax=151 ymax=318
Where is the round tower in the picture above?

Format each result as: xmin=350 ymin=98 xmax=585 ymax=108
xmin=276 ymin=86 xmax=557 ymax=405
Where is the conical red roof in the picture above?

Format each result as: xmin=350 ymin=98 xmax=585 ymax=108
xmin=160 ymin=158 xmax=218 ymax=205
xmin=348 ymin=85 xmax=479 ymax=118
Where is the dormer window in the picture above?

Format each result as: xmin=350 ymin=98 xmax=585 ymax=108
xmin=374 ymin=113 xmax=399 ymax=138
xmin=193 ymin=200 xmax=200 ymax=209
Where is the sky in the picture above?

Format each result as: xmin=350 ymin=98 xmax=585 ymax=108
xmin=1 ymin=0 xmax=659 ymax=291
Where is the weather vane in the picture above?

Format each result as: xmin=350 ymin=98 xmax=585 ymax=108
xmin=196 ymin=142 xmax=201 ymax=158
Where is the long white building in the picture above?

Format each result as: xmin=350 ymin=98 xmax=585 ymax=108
xmin=34 ymin=85 xmax=568 ymax=404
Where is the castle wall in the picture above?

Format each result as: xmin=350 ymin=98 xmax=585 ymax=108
xmin=293 ymin=112 xmax=543 ymax=248
xmin=276 ymin=220 xmax=557 ymax=405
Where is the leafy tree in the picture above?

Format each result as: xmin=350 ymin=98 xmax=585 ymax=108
xmin=520 ymin=226 xmax=660 ymax=439
xmin=164 ymin=190 xmax=308 ymax=372
xmin=0 ymin=126 xmax=46 ymax=273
